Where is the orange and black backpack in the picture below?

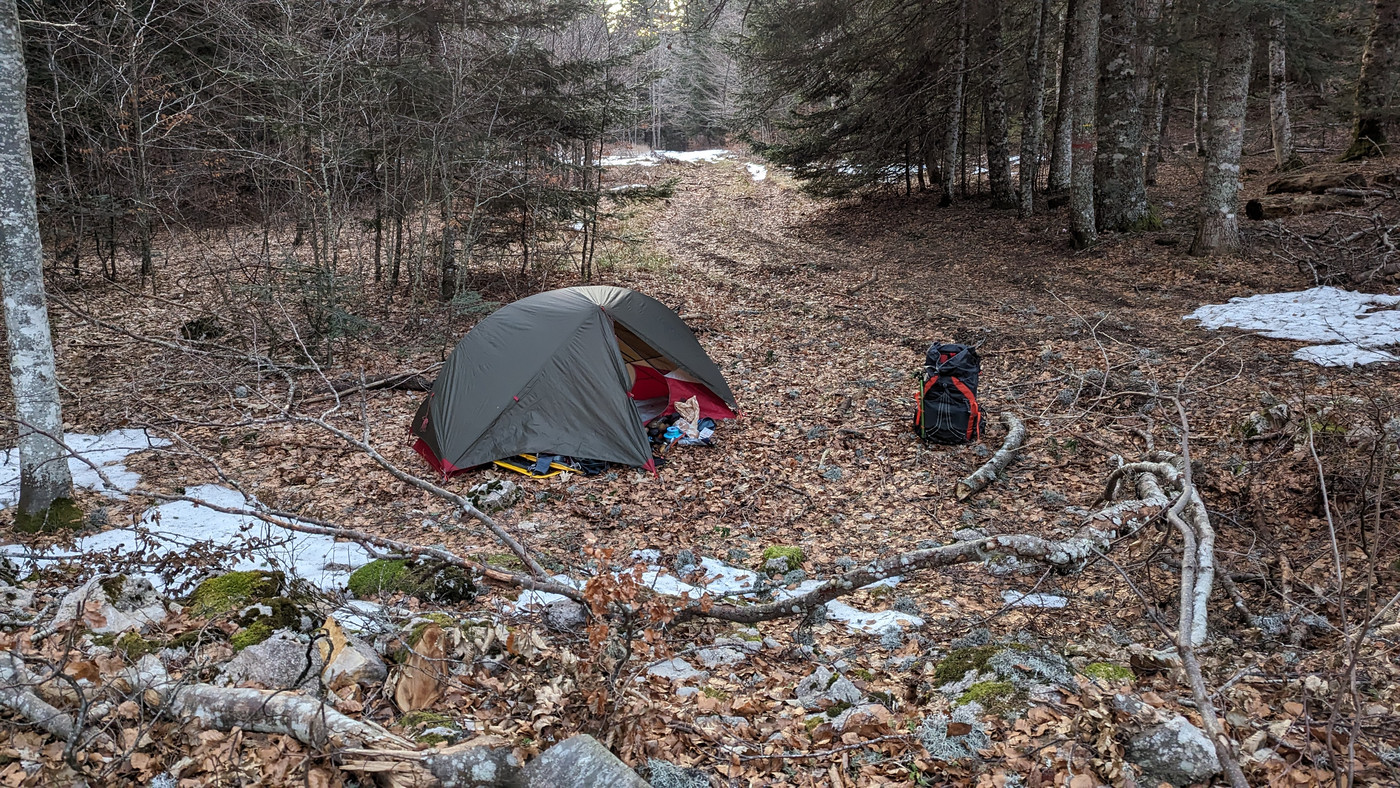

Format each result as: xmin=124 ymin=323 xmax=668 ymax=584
xmin=912 ymin=343 xmax=982 ymax=445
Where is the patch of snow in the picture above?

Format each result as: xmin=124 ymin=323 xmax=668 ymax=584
xmin=1185 ymin=286 xmax=1400 ymax=366
xmin=600 ymin=153 xmax=662 ymax=167
xmin=657 ymin=149 xmax=732 ymax=163
xmin=0 ymin=483 xmax=372 ymax=591
xmin=609 ymin=184 xmax=648 ymax=191
xmin=823 ymin=601 xmax=923 ymax=634
xmin=1001 ymin=590 xmax=1069 ymax=609
xmin=746 ymin=162 xmax=768 ymax=181
xmin=0 ymin=429 xmax=169 ymax=507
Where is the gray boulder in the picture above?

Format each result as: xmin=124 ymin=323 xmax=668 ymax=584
xmin=544 ymin=599 xmax=587 ymax=630
xmin=795 ymin=666 xmax=863 ymax=709
xmin=1127 ymin=715 xmax=1222 ymax=787
xmin=467 ymin=480 xmax=522 ymax=513
xmin=55 ymin=575 xmax=168 ymax=635
xmin=522 ymin=734 xmax=648 ymax=787
xmin=696 ymin=647 xmax=745 ymax=669
xmin=424 ymin=742 xmax=525 ymax=788
xmin=218 ymin=631 xmax=324 ymax=691
xmin=647 ymin=658 xmax=706 ymax=683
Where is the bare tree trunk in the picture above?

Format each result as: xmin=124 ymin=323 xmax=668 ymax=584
xmin=1189 ymin=18 xmax=1253 ymax=257
xmin=1144 ymin=0 xmax=1171 ymax=186
xmin=1094 ymin=0 xmax=1149 ymax=231
xmin=0 ymin=0 xmax=75 ymax=520
xmin=1067 ymin=0 xmax=1100 ymax=248
xmin=985 ymin=0 xmax=1018 ymax=209
xmin=1020 ymin=0 xmax=1052 ymax=217
xmin=1193 ymin=63 xmax=1209 ymax=156
xmin=1345 ymin=0 xmax=1400 ymax=160
xmin=941 ymin=0 xmax=969 ymax=207
xmin=1268 ymin=14 xmax=1297 ymax=170
xmin=1048 ymin=0 xmax=1073 ymax=194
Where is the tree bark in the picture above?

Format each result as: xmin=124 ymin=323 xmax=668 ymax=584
xmin=0 ymin=0 xmax=75 ymax=517
xmin=1144 ymin=0 xmax=1171 ymax=186
xmin=1345 ymin=0 xmax=1400 ymax=160
xmin=1020 ymin=0 xmax=1052 ymax=217
xmin=1047 ymin=0 xmax=1074 ymax=194
xmin=1189 ymin=17 xmax=1253 ymax=256
xmin=941 ymin=0 xmax=969 ymax=207
xmin=1193 ymin=65 xmax=1209 ymax=156
xmin=1094 ymin=0 xmax=1149 ymax=231
xmin=985 ymin=0 xmax=1018 ymax=209
xmin=1268 ymin=14 xmax=1297 ymax=170
xmin=1067 ymin=0 xmax=1100 ymax=248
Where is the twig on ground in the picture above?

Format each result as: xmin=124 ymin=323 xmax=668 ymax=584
xmin=956 ymin=412 xmax=1026 ymax=500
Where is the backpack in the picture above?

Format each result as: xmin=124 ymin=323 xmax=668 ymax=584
xmin=912 ymin=343 xmax=983 ymax=445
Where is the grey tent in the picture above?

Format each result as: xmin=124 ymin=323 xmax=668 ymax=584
xmin=412 ymin=286 xmax=737 ymax=474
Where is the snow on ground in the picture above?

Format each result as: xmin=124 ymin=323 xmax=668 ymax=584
xmin=600 ymin=149 xmax=736 ymax=167
xmin=0 ymin=429 xmax=170 ymax=507
xmin=0 ymin=483 xmax=373 ymax=592
xmin=746 ymin=163 xmax=768 ymax=181
xmin=513 ymin=555 xmax=922 ymax=635
xmin=1185 ymin=286 xmax=1400 ymax=366
xmin=1001 ymin=590 xmax=1069 ymax=609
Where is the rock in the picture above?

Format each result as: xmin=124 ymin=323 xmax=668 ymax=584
xmin=233 ymin=385 xmax=249 ymax=399
xmin=821 ymin=466 xmax=842 ymax=481
xmin=54 ymin=575 xmax=167 ymax=635
xmin=951 ymin=528 xmax=986 ymax=542
xmin=0 ymin=582 xmax=34 ymax=612
xmin=675 ymin=686 xmax=699 ymax=698
xmin=522 ymin=734 xmax=648 ymax=788
xmin=795 ymin=666 xmax=863 ymax=709
xmin=764 ymin=558 xmax=790 ymax=574
xmin=713 ymin=633 xmax=762 ymax=653
xmin=1127 ymin=715 xmax=1221 ymax=787
xmin=835 ymin=557 xmax=855 ymax=570
xmin=647 ymin=658 xmax=707 ymax=683
xmin=782 ymin=569 xmax=808 ymax=585
xmin=347 ymin=559 xmax=476 ymax=603
xmin=760 ymin=545 xmax=803 ymax=572
xmin=647 ymin=758 xmax=709 ymax=788
xmin=466 ymin=479 xmax=523 ymax=513
xmin=696 ymin=647 xmax=745 ymax=669
xmin=673 ymin=550 xmax=697 ymax=572
xmin=543 ymin=600 xmax=587 ymax=631
xmin=188 ymin=570 xmax=284 ymax=617
xmin=423 ymin=739 xmax=525 ymax=788
xmin=218 ymin=631 xmax=324 ymax=691
xmin=321 ymin=619 xmax=388 ymax=692
xmin=878 ymin=624 xmax=905 ymax=651
xmin=831 ymin=702 xmax=891 ymax=732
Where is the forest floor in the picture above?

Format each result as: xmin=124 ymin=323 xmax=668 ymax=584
xmin=1 ymin=143 xmax=1398 ymax=787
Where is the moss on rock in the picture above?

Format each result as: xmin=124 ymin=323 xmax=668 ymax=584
xmin=1083 ymin=662 xmax=1134 ymax=683
xmin=115 ymin=632 xmax=158 ymax=660
xmin=958 ymin=680 xmax=1016 ymax=707
xmin=188 ymin=571 xmax=284 ymax=617
xmin=932 ymin=645 xmax=1000 ymax=686
xmin=348 ymin=559 xmax=476 ymax=603
xmin=483 ymin=553 xmax=525 ymax=571
xmin=13 ymin=498 xmax=84 ymax=534
xmin=761 ymin=545 xmax=804 ymax=571
xmin=230 ymin=620 xmax=273 ymax=651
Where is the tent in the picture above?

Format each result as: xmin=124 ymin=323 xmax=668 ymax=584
xmin=411 ymin=285 xmax=738 ymax=475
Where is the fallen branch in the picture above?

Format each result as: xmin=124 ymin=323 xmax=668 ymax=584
xmin=956 ymin=413 xmax=1025 ymax=500
xmin=0 ymin=652 xmax=113 ymax=751
xmin=126 ymin=654 xmax=412 ymax=751
xmin=845 ymin=271 xmax=879 ymax=296
xmin=301 ymin=365 xmax=441 ymax=406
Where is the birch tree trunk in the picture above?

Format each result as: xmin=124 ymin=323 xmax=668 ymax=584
xmin=1094 ymin=0 xmax=1148 ymax=231
xmin=1020 ymin=0 xmax=1052 ymax=217
xmin=1345 ymin=0 xmax=1400 ymax=160
xmin=1048 ymin=0 xmax=1074 ymax=194
xmin=941 ymin=0 xmax=969 ymax=207
xmin=0 ymin=0 xmax=75 ymax=519
xmin=1067 ymin=0 xmax=1100 ymax=248
xmin=985 ymin=0 xmax=1018 ymax=210
xmin=1268 ymin=14 xmax=1297 ymax=170
xmin=1189 ymin=18 xmax=1253 ymax=257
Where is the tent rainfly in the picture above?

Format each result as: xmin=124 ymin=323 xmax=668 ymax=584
xmin=411 ymin=286 xmax=737 ymax=474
